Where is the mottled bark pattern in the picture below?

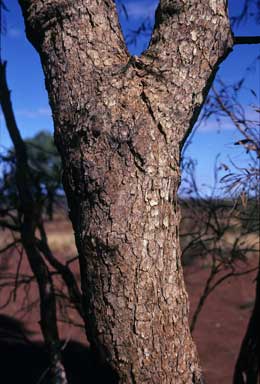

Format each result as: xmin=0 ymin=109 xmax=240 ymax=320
xmin=19 ymin=1 xmax=233 ymax=382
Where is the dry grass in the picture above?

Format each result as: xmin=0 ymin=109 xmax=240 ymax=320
xmin=0 ymin=205 xmax=258 ymax=263
xmin=222 ymin=227 xmax=259 ymax=259
xmin=45 ymin=228 xmax=77 ymax=257
xmin=180 ymin=201 xmax=259 ymax=266
xmin=41 ymin=214 xmax=77 ymax=257
xmin=0 ymin=213 xmax=77 ymax=258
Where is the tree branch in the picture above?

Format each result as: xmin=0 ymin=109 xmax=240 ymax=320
xmin=0 ymin=219 xmax=19 ymax=231
xmin=0 ymin=61 xmax=68 ymax=384
xmin=36 ymin=223 xmax=84 ymax=320
xmin=0 ymin=239 xmax=21 ymax=254
xmin=234 ymin=36 xmax=260 ymax=45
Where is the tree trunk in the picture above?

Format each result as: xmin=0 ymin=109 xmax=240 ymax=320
xmin=233 ymin=265 xmax=260 ymax=384
xmin=19 ymin=1 xmax=233 ymax=382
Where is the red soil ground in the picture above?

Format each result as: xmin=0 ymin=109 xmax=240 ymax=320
xmin=185 ymin=260 xmax=256 ymax=383
xmin=0 ymin=219 xmax=257 ymax=383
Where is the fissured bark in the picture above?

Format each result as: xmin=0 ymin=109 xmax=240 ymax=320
xmin=19 ymin=1 xmax=233 ymax=382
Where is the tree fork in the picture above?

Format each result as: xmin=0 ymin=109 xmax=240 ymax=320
xmin=19 ymin=1 xmax=233 ymax=382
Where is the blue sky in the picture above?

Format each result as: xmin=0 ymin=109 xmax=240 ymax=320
xmin=0 ymin=0 xmax=259 ymax=195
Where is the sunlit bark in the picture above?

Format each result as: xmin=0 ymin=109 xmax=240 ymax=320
xmin=19 ymin=1 xmax=233 ymax=382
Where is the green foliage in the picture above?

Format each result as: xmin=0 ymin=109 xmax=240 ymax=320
xmin=26 ymin=131 xmax=61 ymax=193
xmin=0 ymin=131 xmax=62 ymax=219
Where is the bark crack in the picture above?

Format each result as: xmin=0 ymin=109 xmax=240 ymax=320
xmin=19 ymin=0 xmax=234 ymax=381
xmin=86 ymin=7 xmax=95 ymax=28
xmin=127 ymin=140 xmax=146 ymax=173
xmin=140 ymin=88 xmax=168 ymax=144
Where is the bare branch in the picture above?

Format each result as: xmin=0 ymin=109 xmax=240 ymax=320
xmin=234 ymin=36 xmax=260 ymax=45
xmin=0 ymin=239 xmax=20 ymax=254
xmin=0 ymin=220 xmax=19 ymax=231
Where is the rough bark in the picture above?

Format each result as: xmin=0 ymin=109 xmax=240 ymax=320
xmin=19 ymin=1 xmax=233 ymax=382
